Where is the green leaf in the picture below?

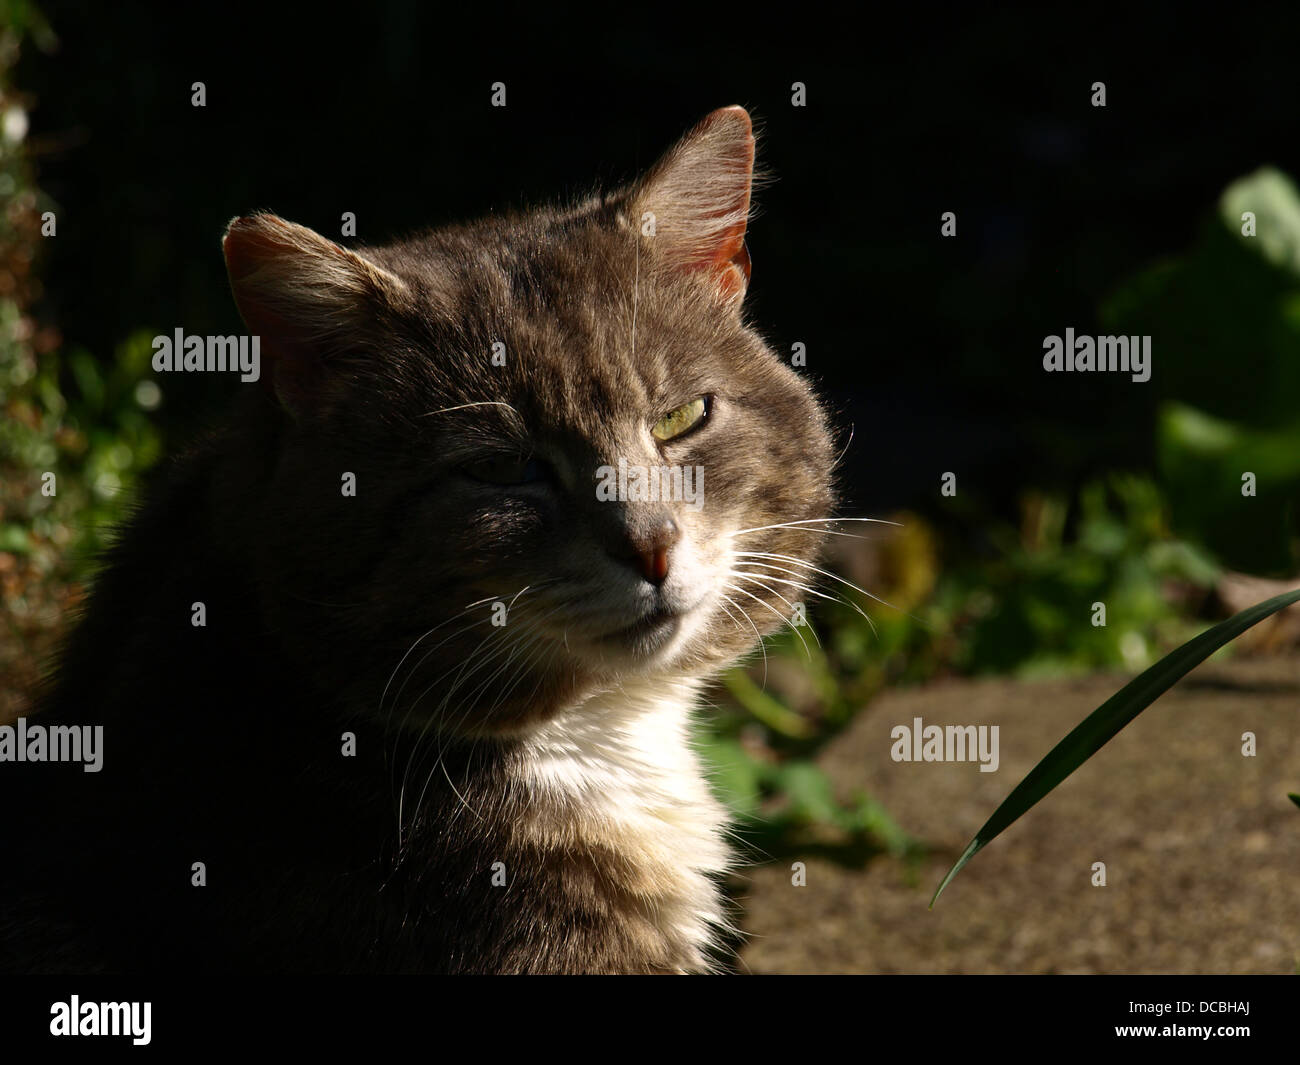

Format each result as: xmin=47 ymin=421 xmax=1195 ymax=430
xmin=931 ymin=587 xmax=1300 ymax=907
xmin=0 ymin=523 xmax=32 ymax=553
xmin=723 ymin=669 xmax=815 ymax=739
xmin=846 ymin=793 xmax=915 ymax=857
xmin=1289 ymin=794 xmax=1300 ymax=811
xmin=694 ymin=736 xmax=763 ymax=819
xmin=773 ymin=762 xmax=840 ymax=824
xmin=1220 ymin=167 xmax=1300 ymax=276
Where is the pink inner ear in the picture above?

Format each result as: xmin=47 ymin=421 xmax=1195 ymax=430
xmin=733 ymin=240 xmax=752 ymax=283
xmin=665 ymin=107 xmax=756 ymax=301
xmin=696 ymin=218 xmax=750 ymax=303
xmin=693 ymin=196 xmax=750 ymax=272
xmin=714 ymin=239 xmax=751 ymax=301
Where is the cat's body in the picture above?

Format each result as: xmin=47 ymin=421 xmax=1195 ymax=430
xmin=0 ymin=107 xmax=835 ymax=973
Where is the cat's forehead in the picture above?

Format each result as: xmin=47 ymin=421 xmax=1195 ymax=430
xmin=387 ymin=216 xmax=733 ymax=435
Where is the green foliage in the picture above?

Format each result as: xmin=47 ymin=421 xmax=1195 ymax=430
xmin=941 ymin=476 xmax=1220 ymax=678
xmin=0 ymin=330 xmax=162 ymax=575
xmin=932 ymin=587 xmax=1300 ymax=905
xmin=0 ymin=1 xmax=57 ymax=48
xmin=695 ymin=728 xmax=916 ymax=861
xmin=0 ymin=7 xmax=159 ymax=701
xmin=1102 ymin=166 xmax=1300 ymax=573
xmin=707 ymin=474 xmax=1219 ymax=860
xmin=1158 ymin=402 xmax=1300 ymax=576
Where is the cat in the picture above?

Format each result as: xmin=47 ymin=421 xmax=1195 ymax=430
xmin=0 ymin=105 xmax=836 ymax=974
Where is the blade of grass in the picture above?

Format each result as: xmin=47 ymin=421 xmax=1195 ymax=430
xmin=931 ymin=587 xmax=1300 ymax=907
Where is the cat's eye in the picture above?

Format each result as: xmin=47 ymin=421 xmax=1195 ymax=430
xmin=652 ymin=396 xmax=710 ymax=442
xmin=461 ymin=454 xmax=547 ymax=486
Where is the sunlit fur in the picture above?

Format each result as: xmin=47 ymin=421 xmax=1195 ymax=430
xmin=4 ymin=108 xmax=838 ymax=974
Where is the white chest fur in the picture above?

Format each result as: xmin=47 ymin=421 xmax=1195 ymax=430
xmin=517 ymin=676 xmax=733 ymax=970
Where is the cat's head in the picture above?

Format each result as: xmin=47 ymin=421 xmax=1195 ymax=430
xmin=221 ymin=106 xmax=837 ymax=735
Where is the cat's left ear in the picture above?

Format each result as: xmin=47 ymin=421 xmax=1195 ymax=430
xmin=632 ymin=105 xmax=756 ymax=307
xmin=221 ymin=212 xmax=409 ymax=417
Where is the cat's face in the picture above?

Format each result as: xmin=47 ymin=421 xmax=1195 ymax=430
xmin=223 ymin=107 xmax=835 ymax=735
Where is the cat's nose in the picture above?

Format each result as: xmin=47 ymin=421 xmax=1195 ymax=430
xmin=623 ymin=517 xmax=681 ymax=585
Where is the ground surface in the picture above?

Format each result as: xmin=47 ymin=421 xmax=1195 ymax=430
xmin=736 ymin=654 xmax=1300 ymax=974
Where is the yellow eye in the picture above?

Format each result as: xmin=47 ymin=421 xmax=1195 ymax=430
xmin=652 ymin=396 xmax=709 ymax=442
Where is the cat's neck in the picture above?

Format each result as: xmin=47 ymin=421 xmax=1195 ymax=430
xmin=513 ymin=674 xmax=733 ymax=972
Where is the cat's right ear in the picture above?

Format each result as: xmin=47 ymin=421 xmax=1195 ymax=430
xmin=222 ymin=213 xmax=408 ymax=417
xmin=632 ymin=105 xmax=757 ymax=308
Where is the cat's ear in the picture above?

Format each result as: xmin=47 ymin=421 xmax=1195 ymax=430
xmin=222 ymin=213 xmax=408 ymax=417
xmin=632 ymin=105 xmax=756 ymax=306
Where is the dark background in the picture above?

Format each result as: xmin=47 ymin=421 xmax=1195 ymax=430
xmin=18 ymin=4 xmax=1300 ymax=521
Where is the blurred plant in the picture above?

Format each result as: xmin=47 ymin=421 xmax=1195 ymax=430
xmin=936 ymin=475 xmax=1220 ymax=679
xmin=1102 ymin=166 xmax=1300 ymax=574
xmin=707 ymin=475 xmax=1219 ymax=861
xmin=1 ymin=330 xmax=163 ymax=569
xmin=1157 ymin=401 xmax=1300 ymax=576
xmin=0 ymin=6 xmax=161 ymax=716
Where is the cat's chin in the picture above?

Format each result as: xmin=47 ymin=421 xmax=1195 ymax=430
xmin=579 ymin=603 xmax=704 ymax=672
xmin=606 ymin=606 xmax=683 ymax=644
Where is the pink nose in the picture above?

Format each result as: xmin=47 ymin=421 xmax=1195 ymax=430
xmin=638 ymin=546 xmax=671 ymax=584
xmin=621 ymin=517 xmax=680 ymax=585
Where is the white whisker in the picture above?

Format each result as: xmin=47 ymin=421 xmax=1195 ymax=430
xmin=733 ymin=550 xmax=909 ymax=619
xmin=732 ymin=559 xmax=878 ymax=635
xmin=720 ymin=591 xmax=767 ymax=686
xmin=727 ymin=572 xmax=818 ymax=655
xmin=730 ymin=516 xmax=901 ymax=537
